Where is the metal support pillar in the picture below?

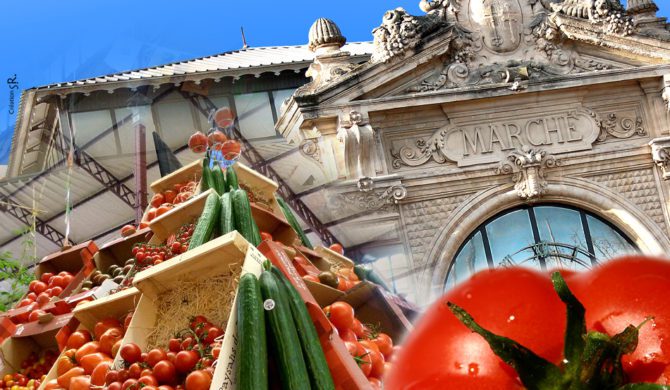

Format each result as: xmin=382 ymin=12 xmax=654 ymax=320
xmin=134 ymin=124 xmax=147 ymax=224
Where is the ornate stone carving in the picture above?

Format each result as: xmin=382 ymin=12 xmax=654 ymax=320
xmin=551 ymin=0 xmax=634 ymax=36
xmin=496 ymin=146 xmax=560 ymax=199
xmin=662 ymin=74 xmax=670 ymax=112
xmin=299 ymin=18 xmax=359 ymax=94
xmin=371 ymin=8 xmax=446 ymax=63
xmin=336 ymin=111 xmax=378 ymax=178
xmin=588 ymin=110 xmax=646 ymax=141
xmin=419 ymin=0 xmax=460 ymax=22
xmin=649 ymin=137 xmax=670 ymax=180
xmin=299 ymin=138 xmax=321 ymax=164
xmin=329 ymin=178 xmax=407 ymax=213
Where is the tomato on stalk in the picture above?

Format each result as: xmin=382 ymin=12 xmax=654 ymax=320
xmin=324 ymin=302 xmax=355 ymax=331
xmin=386 ymin=256 xmax=670 ymax=389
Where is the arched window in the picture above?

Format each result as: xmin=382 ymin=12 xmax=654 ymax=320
xmin=444 ymin=204 xmax=638 ymax=290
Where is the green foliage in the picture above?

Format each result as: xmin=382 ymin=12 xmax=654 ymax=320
xmin=0 ymin=228 xmax=37 ymax=311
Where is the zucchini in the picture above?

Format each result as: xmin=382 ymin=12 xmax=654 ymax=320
xmin=277 ymin=196 xmax=313 ymax=249
xmin=188 ymin=191 xmax=221 ymax=250
xmin=210 ymin=162 xmax=227 ymax=195
xmin=220 ymin=192 xmax=235 ymax=235
xmin=260 ymin=271 xmax=310 ymax=390
xmin=200 ymin=157 xmax=213 ymax=192
xmin=271 ymin=267 xmax=335 ymax=390
xmin=236 ymin=273 xmax=268 ymax=390
xmin=232 ymin=189 xmax=261 ymax=246
xmin=225 ymin=166 xmax=239 ymax=192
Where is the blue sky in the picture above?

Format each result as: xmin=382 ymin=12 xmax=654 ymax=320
xmin=1 ymin=0 xmax=668 ymax=165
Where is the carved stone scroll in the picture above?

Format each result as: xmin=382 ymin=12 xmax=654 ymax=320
xmin=649 ymin=136 xmax=670 ymax=180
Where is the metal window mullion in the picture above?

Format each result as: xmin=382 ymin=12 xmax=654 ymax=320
xmin=527 ymin=207 xmax=547 ymax=270
xmin=580 ymin=210 xmax=598 ymax=266
xmin=480 ymin=227 xmax=495 ymax=269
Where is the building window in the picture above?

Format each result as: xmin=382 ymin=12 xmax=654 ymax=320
xmin=445 ymin=204 xmax=638 ymax=290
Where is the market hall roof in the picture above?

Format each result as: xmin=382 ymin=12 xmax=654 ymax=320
xmin=32 ymin=43 xmax=373 ymax=95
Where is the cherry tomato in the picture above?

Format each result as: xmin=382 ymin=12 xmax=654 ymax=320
xmin=372 ymin=332 xmax=394 ymax=359
xmin=153 ymin=360 xmax=176 ymax=384
xmin=185 ymin=370 xmax=212 ymax=390
xmin=146 ymin=348 xmax=168 ymax=367
xmin=128 ymin=362 xmax=143 ymax=379
xmin=174 ymin=350 xmax=199 ymax=374
xmin=367 ymin=347 xmax=385 ymax=379
xmin=138 ymin=375 xmax=159 ymax=387
xmin=338 ymin=327 xmax=357 ymax=343
xmin=120 ymin=343 xmax=143 ymax=364
xmin=329 ymin=243 xmax=344 ymax=255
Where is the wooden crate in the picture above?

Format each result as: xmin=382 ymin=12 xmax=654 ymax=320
xmin=233 ymin=162 xmax=281 ymax=216
xmin=148 ymin=188 xmax=214 ymax=244
xmin=116 ymin=232 xmax=265 ymax=390
xmin=251 ymin=203 xmax=299 ymax=247
xmin=150 ymin=158 xmax=202 ymax=195
xmin=39 ymin=288 xmax=141 ymax=389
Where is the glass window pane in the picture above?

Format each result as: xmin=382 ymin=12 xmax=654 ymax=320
xmin=486 ymin=209 xmax=536 ymax=268
xmin=234 ymin=93 xmax=276 ymax=139
xmin=154 ymin=99 xmax=196 ymax=149
xmin=534 ymin=206 xmax=590 ymax=271
xmin=586 ymin=216 xmax=637 ymax=261
xmin=451 ymin=231 xmax=488 ymax=284
xmin=71 ymin=110 xmax=113 ymax=147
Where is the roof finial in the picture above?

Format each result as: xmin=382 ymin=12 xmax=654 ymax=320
xmin=308 ymin=18 xmax=346 ymax=54
xmin=241 ymin=26 xmax=249 ymax=50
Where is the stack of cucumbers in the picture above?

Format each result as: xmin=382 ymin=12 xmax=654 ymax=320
xmin=237 ymin=263 xmax=335 ymax=390
xmin=189 ymin=157 xmax=262 ymax=249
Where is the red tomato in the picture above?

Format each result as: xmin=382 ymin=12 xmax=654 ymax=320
xmin=57 ymin=349 xmax=77 ymax=376
xmin=75 ymin=341 xmax=101 ymax=362
xmin=174 ymin=350 xmax=199 ymax=374
xmin=100 ymin=327 xmax=124 ymax=355
xmin=324 ymin=302 xmax=355 ymax=331
xmin=49 ymin=275 xmax=64 ymax=288
xmin=372 ymin=333 xmax=394 ymax=358
xmin=153 ymin=360 xmax=176 ymax=384
xmin=207 ymin=130 xmax=227 ymax=147
xmin=128 ymin=362 xmax=143 ymax=379
xmin=28 ymin=309 xmax=45 ymax=322
xmin=204 ymin=326 xmax=223 ymax=344
xmin=369 ymin=377 xmax=383 ymax=390
xmin=69 ymin=375 xmax=91 ymax=390
xmin=108 ymin=382 xmax=122 ymax=390
xmin=94 ymin=318 xmax=123 ymax=339
xmin=26 ymin=292 xmax=37 ymax=301
xmin=40 ymin=273 xmax=54 ymax=284
xmin=35 ymin=292 xmax=50 ymax=306
xmin=120 ymin=343 xmax=142 ymax=364
xmin=17 ymin=298 xmax=33 ymax=307
xmin=188 ymin=132 xmax=208 ymax=154
xmin=105 ymin=369 xmax=120 ymax=385
xmin=91 ymin=361 xmax=112 ymax=386
xmin=121 ymin=224 xmax=137 ymax=237
xmin=138 ymin=375 xmax=159 ymax=387
xmin=351 ymin=318 xmax=366 ymax=339
xmin=260 ymin=232 xmax=273 ymax=242
xmin=367 ymin=347 xmax=385 ymax=379
xmin=359 ymin=339 xmax=380 ymax=353
xmin=80 ymin=352 xmax=112 ymax=374
xmin=303 ymin=275 xmax=319 ymax=283
xmin=57 ymin=367 xmax=85 ymax=388
xmin=386 ymin=267 xmax=565 ymax=389
xmin=122 ymin=378 xmax=138 ymax=390
xmin=150 ymin=194 xmax=164 ymax=208
xmin=338 ymin=327 xmax=357 ymax=343
xmin=185 ymin=370 xmax=212 ymax=390
xmin=51 ymin=286 xmax=63 ymax=296
xmin=168 ymin=338 xmax=181 ymax=353
xmin=329 ymin=243 xmax=344 ymax=255
xmin=563 ymin=256 xmax=670 ymax=384
xmin=30 ymin=280 xmax=47 ymax=294
xmin=146 ymin=349 xmax=168 ymax=367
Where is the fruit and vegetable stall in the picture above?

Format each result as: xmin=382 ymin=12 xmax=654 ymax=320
xmin=0 ymin=140 xmax=415 ymax=390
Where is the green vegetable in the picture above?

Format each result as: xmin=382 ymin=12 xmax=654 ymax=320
xmin=200 ymin=157 xmax=214 ymax=192
xmin=220 ymin=192 xmax=235 ymax=235
xmin=226 ymin=165 xmax=239 ymax=192
xmin=232 ymin=189 xmax=261 ymax=246
xmin=210 ymin=162 xmax=227 ymax=195
xmin=271 ymin=267 xmax=335 ymax=390
xmin=277 ymin=196 xmax=313 ymax=249
xmin=236 ymin=273 xmax=268 ymax=390
xmin=260 ymin=270 xmax=310 ymax=390
xmin=188 ymin=191 xmax=221 ymax=250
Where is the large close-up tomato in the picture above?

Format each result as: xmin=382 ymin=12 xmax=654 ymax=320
xmin=385 ymin=256 xmax=670 ymax=389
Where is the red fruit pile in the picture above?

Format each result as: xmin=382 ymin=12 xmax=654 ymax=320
xmin=14 ymin=272 xmax=74 ymax=323
xmin=323 ymin=301 xmax=396 ymax=389
xmin=131 ymin=222 xmax=194 ymax=271
xmin=0 ymin=350 xmax=57 ymax=390
xmin=106 ymin=315 xmax=222 ymax=390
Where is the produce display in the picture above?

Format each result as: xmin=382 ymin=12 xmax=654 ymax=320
xmin=39 ymin=314 xmax=132 ymax=389
xmin=12 ymin=272 xmax=75 ymax=323
xmin=324 ymin=301 xmax=395 ymax=389
xmin=386 ymin=256 xmax=670 ymax=389
xmin=105 ymin=315 xmax=222 ymax=390
xmin=0 ymin=350 xmax=57 ymax=390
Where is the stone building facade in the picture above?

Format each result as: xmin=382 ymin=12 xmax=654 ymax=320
xmin=277 ymin=0 xmax=670 ymax=302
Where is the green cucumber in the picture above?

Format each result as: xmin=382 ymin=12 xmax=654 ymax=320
xmin=353 ymin=265 xmax=390 ymax=291
xmin=220 ymin=192 xmax=235 ymax=235
xmin=226 ymin=166 xmax=239 ymax=192
xmin=260 ymin=271 xmax=310 ymax=390
xmin=188 ymin=191 xmax=221 ymax=250
xmin=271 ymin=267 xmax=335 ymax=390
xmin=232 ymin=189 xmax=261 ymax=246
xmin=277 ymin=196 xmax=313 ymax=249
xmin=210 ymin=162 xmax=227 ymax=195
xmin=200 ymin=157 xmax=213 ymax=192
xmin=236 ymin=273 xmax=268 ymax=390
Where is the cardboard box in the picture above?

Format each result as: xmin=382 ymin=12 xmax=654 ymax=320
xmin=117 ymin=232 xmax=265 ymax=390
xmin=37 ymin=240 xmax=98 ymax=279
xmin=251 ymin=203 xmax=299 ymax=247
xmin=0 ymin=333 xmax=59 ymax=376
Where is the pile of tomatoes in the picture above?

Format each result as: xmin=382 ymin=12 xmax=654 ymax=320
xmin=0 ymin=350 xmax=58 ymax=390
xmin=42 ymin=314 xmax=132 ymax=390
xmin=13 ymin=272 xmax=75 ymax=323
xmin=105 ymin=315 xmax=222 ymax=390
xmin=131 ymin=222 xmax=195 ymax=270
xmin=324 ymin=301 xmax=395 ymax=389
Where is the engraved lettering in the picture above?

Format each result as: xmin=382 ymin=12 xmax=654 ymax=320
xmin=543 ymin=116 xmax=565 ymax=144
xmin=505 ymin=123 xmax=523 ymax=148
xmin=488 ymin=124 xmax=509 ymax=151
xmin=565 ymin=113 xmax=582 ymax=142
xmin=462 ymin=127 xmax=490 ymax=156
xmin=524 ymin=119 xmax=545 ymax=146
